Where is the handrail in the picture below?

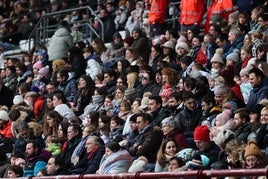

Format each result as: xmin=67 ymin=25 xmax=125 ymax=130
xmin=28 ymin=168 xmax=268 ymax=179
xmin=28 ymin=5 xmax=104 ymax=53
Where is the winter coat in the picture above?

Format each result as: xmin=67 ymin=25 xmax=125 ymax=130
xmin=48 ymin=27 xmax=73 ymax=61
xmin=223 ymin=34 xmax=244 ymax=59
xmin=79 ymin=95 xmax=104 ymax=120
xmin=199 ymin=142 xmax=221 ymax=167
xmin=233 ymin=123 xmax=251 ymax=144
xmin=45 ymin=143 xmax=61 ymax=156
xmin=86 ymin=55 xmax=102 ymax=81
xmin=132 ymin=36 xmax=151 ymax=64
xmin=109 ymin=125 xmax=124 ymax=142
xmin=0 ymin=120 xmax=12 ymax=138
xmin=176 ymin=106 xmax=203 ymax=138
xmin=54 ymin=103 xmax=76 ymax=120
xmin=4 ymin=74 xmax=17 ymax=94
xmin=129 ymin=124 xmax=163 ymax=163
xmin=60 ymin=134 xmax=81 ymax=170
xmin=0 ymin=85 xmax=14 ymax=109
xmin=98 ymin=150 xmax=132 ymax=174
xmin=58 ymin=74 xmax=78 ymax=103
xmin=24 ymin=149 xmax=52 ymax=176
xmin=70 ymin=145 xmax=105 ymax=174
xmin=246 ymin=77 xmax=268 ymax=109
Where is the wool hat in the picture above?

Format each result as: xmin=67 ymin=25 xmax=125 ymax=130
xmin=211 ymin=48 xmax=224 ymax=64
xmin=194 ymin=125 xmax=210 ymax=141
xmin=244 ymin=141 xmax=263 ymax=158
xmin=6 ymin=66 xmax=16 ymax=74
xmin=0 ymin=110 xmax=9 ymax=121
xmin=177 ymin=35 xmax=188 ymax=44
xmin=226 ymin=52 xmax=239 ymax=63
xmin=13 ymin=95 xmax=24 ymax=105
xmin=33 ymin=61 xmax=43 ymax=70
xmin=214 ymin=129 xmax=235 ymax=148
xmin=190 ymin=70 xmax=202 ymax=79
xmin=160 ymin=84 xmax=173 ymax=98
xmin=229 ymin=11 xmax=239 ymax=21
xmin=30 ymin=86 xmax=40 ymax=93
xmin=175 ymin=42 xmax=190 ymax=52
xmin=38 ymin=66 xmax=50 ymax=77
xmin=240 ymin=68 xmax=249 ymax=76
xmin=161 ymin=40 xmax=175 ymax=49
xmin=124 ymin=36 xmax=134 ymax=46
xmin=216 ymin=110 xmax=232 ymax=126
xmin=210 ymin=15 xmax=221 ymax=25
xmin=214 ymin=85 xmax=228 ymax=95
xmin=138 ymin=97 xmax=149 ymax=110
xmin=223 ymin=101 xmax=238 ymax=113
xmin=161 ymin=116 xmax=176 ymax=128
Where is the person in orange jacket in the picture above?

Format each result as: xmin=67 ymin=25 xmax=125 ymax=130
xmin=0 ymin=110 xmax=13 ymax=138
xmin=180 ymin=0 xmax=206 ymax=32
xmin=148 ymin=0 xmax=169 ymax=38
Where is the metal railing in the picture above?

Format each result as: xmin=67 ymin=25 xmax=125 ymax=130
xmin=21 ymin=168 xmax=268 ymax=179
xmin=28 ymin=5 xmax=104 ymax=52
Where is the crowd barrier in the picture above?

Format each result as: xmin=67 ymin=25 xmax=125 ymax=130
xmin=22 ymin=169 xmax=268 ymax=179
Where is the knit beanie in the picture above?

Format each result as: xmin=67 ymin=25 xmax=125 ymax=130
xmin=216 ymin=110 xmax=232 ymax=126
xmin=6 ymin=66 xmax=16 ymax=74
xmin=13 ymin=95 xmax=24 ymax=105
xmin=223 ymin=101 xmax=238 ymax=113
xmin=38 ymin=66 xmax=50 ymax=77
xmin=226 ymin=52 xmax=239 ymax=63
xmin=33 ymin=61 xmax=43 ymax=70
xmin=194 ymin=125 xmax=210 ymax=141
xmin=229 ymin=11 xmax=239 ymax=21
xmin=244 ymin=141 xmax=263 ymax=158
xmin=214 ymin=85 xmax=228 ymax=95
xmin=211 ymin=48 xmax=224 ymax=64
xmin=239 ymin=68 xmax=249 ymax=76
xmin=161 ymin=40 xmax=175 ymax=49
xmin=176 ymin=148 xmax=196 ymax=162
xmin=161 ymin=116 xmax=176 ymax=128
xmin=214 ymin=129 xmax=235 ymax=148
xmin=177 ymin=35 xmax=188 ymax=44
xmin=175 ymin=42 xmax=190 ymax=52
xmin=0 ymin=110 xmax=9 ymax=121
xmin=160 ymin=84 xmax=173 ymax=98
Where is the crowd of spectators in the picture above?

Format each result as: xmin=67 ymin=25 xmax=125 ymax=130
xmin=0 ymin=0 xmax=267 ymax=178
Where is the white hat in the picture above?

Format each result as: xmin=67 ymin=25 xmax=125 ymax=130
xmin=211 ymin=48 xmax=224 ymax=64
xmin=138 ymin=97 xmax=149 ymax=110
xmin=0 ymin=110 xmax=9 ymax=121
xmin=161 ymin=40 xmax=175 ymax=49
xmin=13 ymin=95 xmax=24 ymax=105
xmin=175 ymin=42 xmax=190 ymax=52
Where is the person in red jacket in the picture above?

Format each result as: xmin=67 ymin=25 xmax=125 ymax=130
xmin=180 ymin=0 xmax=206 ymax=32
xmin=148 ymin=0 xmax=169 ymax=38
xmin=0 ymin=110 xmax=13 ymax=138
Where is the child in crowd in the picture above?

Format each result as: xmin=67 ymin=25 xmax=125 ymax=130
xmin=168 ymin=157 xmax=186 ymax=172
xmin=45 ymin=135 xmax=61 ymax=156
xmin=109 ymin=116 xmax=124 ymax=142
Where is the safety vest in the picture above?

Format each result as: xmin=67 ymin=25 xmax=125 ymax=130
xmin=180 ymin=0 xmax=205 ymax=25
xmin=148 ymin=0 xmax=169 ymax=25
xmin=205 ymin=0 xmax=234 ymax=33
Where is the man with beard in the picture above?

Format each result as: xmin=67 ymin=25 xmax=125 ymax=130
xmin=24 ymin=140 xmax=51 ymax=176
xmin=232 ymin=108 xmax=251 ymax=144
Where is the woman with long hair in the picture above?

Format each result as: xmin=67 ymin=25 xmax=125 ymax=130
xmin=43 ymin=111 xmax=63 ymax=137
xmin=73 ymin=75 xmax=95 ymax=116
xmin=92 ymin=37 xmax=109 ymax=63
xmin=155 ymin=138 xmax=179 ymax=172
